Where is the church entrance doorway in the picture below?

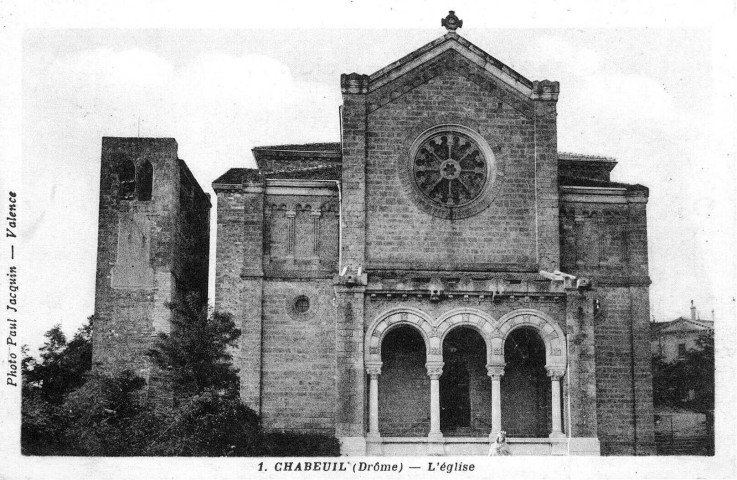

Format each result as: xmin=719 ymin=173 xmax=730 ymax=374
xmin=379 ymin=325 xmax=430 ymax=436
xmin=501 ymin=327 xmax=551 ymax=437
xmin=441 ymin=327 xmax=490 ymax=436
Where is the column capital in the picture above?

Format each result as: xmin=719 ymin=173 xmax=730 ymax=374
xmin=425 ymin=362 xmax=444 ymax=378
xmin=310 ymin=210 xmax=323 ymax=217
xmin=486 ymin=364 xmax=506 ymax=379
xmin=366 ymin=362 xmax=382 ymax=376
xmin=285 ymin=210 xmax=297 ymax=218
xmin=546 ymin=366 xmax=566 ymax=380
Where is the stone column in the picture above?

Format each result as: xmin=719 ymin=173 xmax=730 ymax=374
xmin=311 ymin=210 xmax=322 ymax=256
xmin=366 ymin=363 xmax=382 ymax=439
xmin=426 ymin=362 xmax=444 ymax=441
xmin=547 ymin=367 xmax=566 ymax=438
xmin=487 ymin=364 xmax=505 ymax=437
xmin=286 ymin=210 xmax=296 ymax=257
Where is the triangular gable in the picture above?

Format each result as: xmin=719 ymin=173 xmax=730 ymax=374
xmin=657 ymin=318 xmax=713 ymax=334
xmin=368 ymin=32 xmax=535 ymax=98
xmin=340 ymin=32 xmax=558 ymax=118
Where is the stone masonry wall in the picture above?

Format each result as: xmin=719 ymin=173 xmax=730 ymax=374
xmin=93 ymin=138 xmax=180 ymax=386
xmin=260 ymin=280 xmax=337 ymax=433
xmin=336 ymin=83 xmax=369 ymax=439
xmin=561 ymin=198 xmax=654 ymax=454
xmin=214 ymin=185 xmax=264 ymax=410
xmin=174 ymin=161 xmax=210 ymax=304
xmin=364 ymin=71 xmax=538 ymax=271
xmin=593 ymin=286 xmax=655 ymax=455
xmin=214 ymin=183 xmax=341 ymax=417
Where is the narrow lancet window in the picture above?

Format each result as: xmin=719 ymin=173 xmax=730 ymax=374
xmin=118 ymin=159 xmax=136 ymax=200
xmin=137 ymin=160 xmax=153 ymax=201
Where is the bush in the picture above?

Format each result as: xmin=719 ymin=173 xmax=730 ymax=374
xmin=142 ymin=390 xmax=262 ymax=456
xmin=22 ymin=305 xmax=341 ymax=457
xmin=21 ymin=390 xmax=67 ymax=455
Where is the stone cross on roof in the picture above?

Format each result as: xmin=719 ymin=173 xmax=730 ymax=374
xmin=441 ymin=10 xmax=463 ymax=31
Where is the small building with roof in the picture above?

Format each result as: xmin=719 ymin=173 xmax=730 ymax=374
xmin=651 ymin=302 xmax=714 ymax=363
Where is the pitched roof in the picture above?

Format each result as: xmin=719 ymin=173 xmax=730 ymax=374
xmin=212 ymin=168 xmax=261 ymax=185
xmin=252 ymin=142 xmax=341 ymax=153
xmin=367 ymin=32 xmax=535 ymax=97
xmin=212 ymin=164 xmax=342 ymax=187
xmin=265 ymin=164 xmax=341 ymax=180
xmin=651 ymin=317 xmax=715 ymax=334
xmin=558 ymin=152 xmax=617 ymax=164
xmin=560 ymin=175 xmax=649 ymax=193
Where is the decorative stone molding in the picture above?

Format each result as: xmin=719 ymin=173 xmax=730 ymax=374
xmin=365 ymin=307 xmax=567 ymax=374
xmin=486 ymin=364 xmax=506 ymax=379
xmin=496 ymin=308 xmax=567 ymax=369
xmin=341 ymin=73 xmax=370 ymax=94
xmin=366 ymin=363 xmax=383 ymax=376
xmin=546 ymin=366 xmax=566 ymax=380
xmin=435 ymin=308 xmax=496 ymax=362
xmin=531 ymin=80 xmax=560 ymax=102
xmin=365 ymin=307 xmax=434 ymax=364
xmin=336 ymin=266 xmax=368 ymax=287
xmin=403 ymin=124 xmax=503 ymax=220
xmin=426 ymin=362 xmax=444 ymax=378
xmin=441 ymin=11 xmax=463 ymax=31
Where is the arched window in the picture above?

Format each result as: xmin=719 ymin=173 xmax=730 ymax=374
xmin=137 ymin=160 xmax=153 ymax=201
xmin=117 ymin=159 xmax=136 ymax=200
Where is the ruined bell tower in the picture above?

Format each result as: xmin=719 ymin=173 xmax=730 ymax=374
xmin=92 ymin=137 xmax=210 ymax=384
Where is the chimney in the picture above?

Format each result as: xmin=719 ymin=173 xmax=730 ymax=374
xmin=691 ymin=300 xmax=696 ymax=321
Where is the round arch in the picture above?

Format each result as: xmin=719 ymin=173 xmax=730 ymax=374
xmin=496 ymin=309 xmax=567 ymax=370
xmin=435 ymin=308 xmax=496 ymax=364
xmin=365 ymin=307 xmax=434 ymax=365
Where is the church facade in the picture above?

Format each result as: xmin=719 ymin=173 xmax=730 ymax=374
xmin=92 ymin=18 xmax=655 ymax=456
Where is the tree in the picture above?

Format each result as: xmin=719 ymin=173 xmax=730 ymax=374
xmin=683 ymin=331 xmax=714 ymax=414
xmin=148 ymin=295 xmax=240 ymax=398
xmin=22 ymin=317 xmax=95 ymax=454
xmin=23 ymin=317 xmax=93 ymax=403
xmin=651 ymin=330 xmax=714 ymax=413
xmin=22 ymin=304 xmax=340 ymax=456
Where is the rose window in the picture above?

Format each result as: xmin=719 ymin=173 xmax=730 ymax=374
xmin=412 ymin=132 xmax=487 ymax=207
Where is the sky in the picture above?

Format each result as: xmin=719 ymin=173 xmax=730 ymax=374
xmin=5 ymin=3 xmax=737 ymax=351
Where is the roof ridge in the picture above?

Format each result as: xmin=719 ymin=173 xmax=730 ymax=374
xmin=265 ymin=163 xmax=340 ymax=176
xmin=558 ymin=152 xmax=617 ymax=162
xmin=253 ymin=142 xmax=341 ymax=153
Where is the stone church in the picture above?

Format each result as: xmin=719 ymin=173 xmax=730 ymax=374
xmin=92 ymin=14 xmax=655 ymax=456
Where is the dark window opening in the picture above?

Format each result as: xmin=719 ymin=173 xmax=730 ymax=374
xmin=117 ymin=159 xmax=136 ymax=200
xmin=678 ymin=343 xmax=687 ymax=359
xmin=137 ymin=160 xmax=153 ymax=201
xmin=294 ymin=295 xmax=310 ymax=314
